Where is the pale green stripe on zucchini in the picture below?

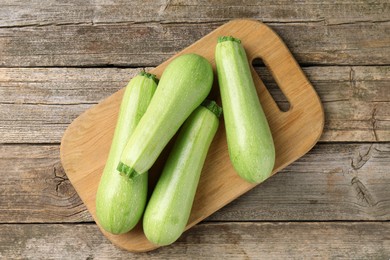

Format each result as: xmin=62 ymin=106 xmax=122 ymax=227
xmin=215 ymin=36 xmax=275 ymax=184
xmin=95 ymin=72 xmax=157 ymax=235
xmin=118 ymin=54 xmax=213 ymax=178
xmin=143 ymin=101 xmax=221 ymax=246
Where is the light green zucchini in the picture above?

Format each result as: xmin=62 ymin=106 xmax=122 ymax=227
xmin=118 ymin=54 xmax=213 ymax=178
xmin=143 ymin=101 xmax=221 ymax=246
xmin=215 ymin=36 xmax=275 ymax=183
xmin=95 ymin=72 xmax=157 ymax=234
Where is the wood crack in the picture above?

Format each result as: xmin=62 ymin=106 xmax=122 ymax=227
xmin=266 ymin=19 xmax=326 ymax=25
xmin=162 ymin=0 xmax=172 ymax=12
xmin=351 ymin=177 xmax=377 ymax=207
xmin=349 ymin=67 xmax=356 ymax=89
xmin=351 ymin=144 xmax=374 ymax=170
xmin=327 ymin=19 xmax=390 ymax=26
xmin=53 ymin=164 xmax=69 ymax=197
xmin=322 ymin=99 xmax=350 ymax=103
xmin=0 ymin=21 xmax=94 ymax=29
xmin=0 ymin=101 xmax=97 ymax=106
xmin=371 ymin=107 xmax=379 ymax=142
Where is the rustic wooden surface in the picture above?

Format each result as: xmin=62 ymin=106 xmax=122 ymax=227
xmin=0 ymin=0 xmax=389 ymax=258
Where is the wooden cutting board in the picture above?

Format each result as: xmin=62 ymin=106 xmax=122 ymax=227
xmin=60 ymin=19 xmax=324 ymax=252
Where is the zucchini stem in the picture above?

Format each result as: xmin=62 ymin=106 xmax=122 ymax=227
xmin=139 ymin=71 xmax=159 ymax=85
xmin=217 ymin=36 xmax=241 ymax=44
xmin=117 ymin=162 xmax=139 ymax=179
xmin=201 ymin=100 xmax=223 ymax=118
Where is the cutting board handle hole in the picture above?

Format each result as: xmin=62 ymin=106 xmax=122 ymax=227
xmin=252 ymin=58 xmax=291 ymax=112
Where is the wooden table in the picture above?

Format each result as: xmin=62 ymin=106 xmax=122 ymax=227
xmin=1 ymin=1 xmax=389 ymax=259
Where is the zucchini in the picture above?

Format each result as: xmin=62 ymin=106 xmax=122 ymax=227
xmin=215 ymin=36 xmax=275 ymax=183
xmin=118 ymin=54 xmax=213 ymax=178
xmin=143 ymin=101 xmax=221 ymax=246
xmin=95 ymin=72 xmax=158 ymax=234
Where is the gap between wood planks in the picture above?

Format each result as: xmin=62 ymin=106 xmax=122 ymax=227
xmin=1 ymin=64 xmax=390 ymax=70
xmin=0 ymin=17 xmax=389 ymax=29
xmin=1 ymin=219 xmax=389 ymax=225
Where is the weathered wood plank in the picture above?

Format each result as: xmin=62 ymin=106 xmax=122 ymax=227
xmin=0 ymin=143 xmax=388 ymax=223
xmin=0 ymin=144 xmax=90 ymax=223
xmin=1 ymin=66 xmax=388 ymax=143
xmin=0 ymin=67 xmax=147 ymax=143
xmin=0 ymin=67 xmax=147 ymax=105
xmin=1 ymin=0 xmax=389 ymax=27
xmin=209 ymin=143 xmax=390 ymax=221
xmin=0 ymin=222 xmax=388 ymax=259
xmin=0 ymin=21 xmax=389 ymax=67
xmin=260 ymin=66 xmax=390 ymax=142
